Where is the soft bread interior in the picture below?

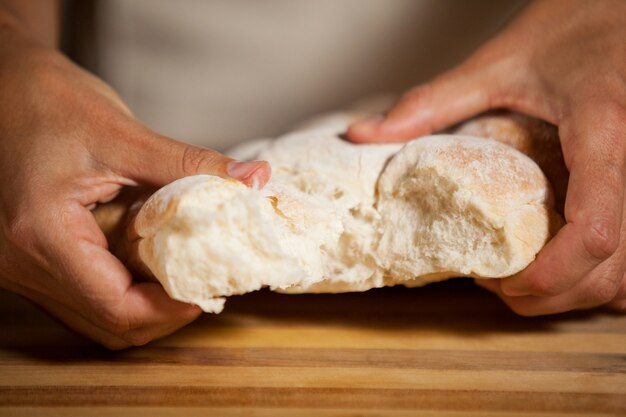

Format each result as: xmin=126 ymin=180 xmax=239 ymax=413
xmin=126 ymin=131 xmax=561 ymax=312
xmin=376 ymin=135 xmax=557 ymax=282
xmin=131 ymin=176 xmax=344 ymax=312
xmin=377 ymin=165 xmax=511 ymax=279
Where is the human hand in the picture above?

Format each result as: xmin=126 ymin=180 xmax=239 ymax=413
xmin=0 ymin=17 xmax=270 ymax=348
xmin=347 ymin=0 xmax=626 ymax=315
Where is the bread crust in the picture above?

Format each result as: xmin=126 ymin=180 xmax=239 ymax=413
xmin=453 ymin=111 xmax=567 ymax=213
xmin=94 ymin=111 xmax=567 ymax=312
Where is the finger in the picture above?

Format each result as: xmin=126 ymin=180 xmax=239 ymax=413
xmin=501 ymin=260 xmax=623 ymax=316
xmin=608 ymin=273 xmax=626 ymax=312
xmin=120 ymin=281 xmax=202 ymax=334
xmin=97 ymin=123 xmax=271 ymax=188
xmin=478 ymin=282 xmax=615 ymax=317
xmin=67 ymin=244 xmax=202 ymax=346
xmin=10 ymin=282 xmax=132 ymax=349
xmin=70 ymin=241 xmax=202 ymax=341
xmin=505 ymin=190 xmax=626 ymax=315
xmin=39 ymin=204 xmax=202 ymax=344
xmin=17 ymin=278 xmax=199 ymax=349
xmin=474 ymin=278 xmax=501 ymax=294
xmin=476 ymin=215 xmax=626 ymax=317
xmin=500 ymin=109 xmax=626 ymax=298
xmin=346 ymin=59 xmax=512 ymax=143
xmin=1 ymin=274 xmax=133 ymax=349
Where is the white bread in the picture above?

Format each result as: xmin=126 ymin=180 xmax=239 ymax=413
xmin=375 ymin=135 xmax=560 ymax=287
xmin=126 ymin=113 xmax=563 ymax=312
xmin=453 ymin=111 xmax=568 ymax=213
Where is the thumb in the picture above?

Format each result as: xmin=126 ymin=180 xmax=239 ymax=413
xmin=105 ymin=126 xmax=271 ymax=188
xmin=347 ymin=59 xmax=513 ymax=143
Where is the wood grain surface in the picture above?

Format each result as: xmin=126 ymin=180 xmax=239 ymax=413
xmin=0 ymin=280 xmax=624 ymax=417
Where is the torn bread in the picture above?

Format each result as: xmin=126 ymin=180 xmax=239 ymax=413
xmin=123 ymin=114 xmax=564 ymax=312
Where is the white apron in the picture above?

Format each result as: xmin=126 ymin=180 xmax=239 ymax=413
xmin=95 ymin=0 xmax=527 ymax=149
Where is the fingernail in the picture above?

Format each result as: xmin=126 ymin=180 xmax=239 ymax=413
xmin=227 ymin=160 xmax=270 ymax=186
xmin=227 ymin=160 xmax=263 ymax=179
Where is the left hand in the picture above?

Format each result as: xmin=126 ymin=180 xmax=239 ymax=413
xmin=346 ymin=0 xmax=626 ymax=315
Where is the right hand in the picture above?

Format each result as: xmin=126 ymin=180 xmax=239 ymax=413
xmin=0 ymin=17 xmax=271 ymax=349
xmin=347 ymin=0 xmax=626 ymax=316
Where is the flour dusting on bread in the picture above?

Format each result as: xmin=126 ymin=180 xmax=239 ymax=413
xmin=127 ymin=110 xmax=564 ymax=312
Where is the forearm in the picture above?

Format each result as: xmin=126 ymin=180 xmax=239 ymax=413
xmin=0 ymin=0 xmax=58 ymax=48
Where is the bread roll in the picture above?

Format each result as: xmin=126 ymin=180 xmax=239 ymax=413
xmin=119 ymin=112 xmax=564 ymax=312
xmin=452 ymin=111 xmax=567 ymax=213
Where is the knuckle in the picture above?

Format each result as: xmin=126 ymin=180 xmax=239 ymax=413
xmin=98 ymin=306 xmax=132 ymax=335
xmin=587 ymin=279 xmax=620 ymax=306
xmin=523 ymin=274 xmax=562 ymax=297
xmin=180 ymin=146 xmax=222 ymax=177
xmin=96 ymin=305 xmax=154 ymax=346
xmin=581 ymin=219 xmax=620 ymax=261
xmin=3 ymin=213 xmax=37 ymax=253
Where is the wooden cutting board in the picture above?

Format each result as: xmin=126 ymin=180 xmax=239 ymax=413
xmin=0 ymin=280 xmax=624 ymax=416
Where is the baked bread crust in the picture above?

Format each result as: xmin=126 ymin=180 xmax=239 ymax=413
xmin=95 ymin=110 xmax=566 ymax=313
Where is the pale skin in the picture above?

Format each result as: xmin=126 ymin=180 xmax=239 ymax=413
xmin=0 ymin=1 xmax=623 ymax=350
xmin=347 ymin=0 xmax=626 ymax=315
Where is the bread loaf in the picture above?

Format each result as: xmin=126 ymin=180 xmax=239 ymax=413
xmin=453 ymin=111 xmax=568 ymax=213
xmin=119 ymin=111 xmax=564 ymax=312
